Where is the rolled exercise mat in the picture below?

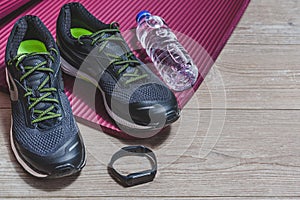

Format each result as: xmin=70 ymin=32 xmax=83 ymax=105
xmin=0 ymin=0 xmax=251 ymax=138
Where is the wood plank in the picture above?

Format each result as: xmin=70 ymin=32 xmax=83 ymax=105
xmin=1 ymin=109 xmax=300 ymax=197
xmin=0 ymin=91 xmax=10 ymax=109
xmin=0 ymin=0 xmax=299 ymax=198
xmin=185 ymin=44 xmax=300 ymax=109
xmin=228 ymin=0 xmax=300 ymax=45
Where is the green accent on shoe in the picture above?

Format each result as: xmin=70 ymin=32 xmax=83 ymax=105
xmin=17 ymin=40 xmax=47 ymax=54
xmin=71 ymin=28 xmax=93 ymax=39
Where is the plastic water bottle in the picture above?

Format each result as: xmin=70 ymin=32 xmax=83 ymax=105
xmin=136 ymin=11 xmax=198 ymax=91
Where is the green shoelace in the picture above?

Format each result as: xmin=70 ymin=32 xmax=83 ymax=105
xmin=77 ymin=22 xmax=148 ymax=84
xmin=8 ymin=48 xmax=62 ymax=124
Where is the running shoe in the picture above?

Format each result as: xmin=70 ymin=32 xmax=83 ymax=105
xmin=5 ymin=16 xmax=86 ymax=178
xmin=57 ymin=3 xmax=180 ymax=132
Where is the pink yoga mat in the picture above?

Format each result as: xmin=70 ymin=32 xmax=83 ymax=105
xmin=0 ymin=0 xmax=250 ymax=139
xmin=0 ymin=0 xmax=31 ymax=20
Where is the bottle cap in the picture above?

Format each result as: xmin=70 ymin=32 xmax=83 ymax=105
xmin=136 ymin=10 xmax=151 ymax=23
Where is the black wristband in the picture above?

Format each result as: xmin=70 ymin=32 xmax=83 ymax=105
xmin=107 ymin=146 xmax=157 ymax=187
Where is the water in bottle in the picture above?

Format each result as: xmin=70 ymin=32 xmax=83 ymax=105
xmin=136 ymin=11 xmax=198 ymax=91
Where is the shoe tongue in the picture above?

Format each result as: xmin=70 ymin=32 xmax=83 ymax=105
xmin=102 ymin=37 xmax=139 ymax=76
xmin=91 ymin=32 xmax=144 ymax=81
xmin=21 ymin=55 xmax=48 ymax=89
xmin=21 ymin=55 xmax=58 ymax=129
xmin=103 ymin=33 xmax=128 ymax=56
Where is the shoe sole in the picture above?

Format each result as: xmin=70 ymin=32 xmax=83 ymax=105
xmin=6 ymin=68 xmax=86 ymax=178
xmin=61 ymin=57 xmax=159 ymax=131
xmin=9 ymin=117 xmax=48 ymax=178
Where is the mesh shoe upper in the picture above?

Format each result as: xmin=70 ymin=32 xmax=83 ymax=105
xmin=57 ymin=3 xmax=180 ymax=129
xmin=5 ymin=15 xmax=85 ymax=176
xmin=11 ymin=93 xmax=78 ymax=156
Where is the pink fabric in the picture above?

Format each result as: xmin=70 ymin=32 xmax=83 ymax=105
xmin=0 ymin=0 xmax=31 ymax=20
xmin=0 ymin=0 xmax=250 ymax=139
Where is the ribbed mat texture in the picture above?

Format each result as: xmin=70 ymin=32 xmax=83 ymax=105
xmin=0 ymin=0 xmax=250 ymax=138
xmin=0 ymin=0 xmax=31 ymax=20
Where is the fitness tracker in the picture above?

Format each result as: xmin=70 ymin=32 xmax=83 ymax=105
xmin=107 ymin=146 xmax=157 ymax=187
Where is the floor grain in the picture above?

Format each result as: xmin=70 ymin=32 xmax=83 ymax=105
xmin=0 ymin=0 xmax=299 ymax=199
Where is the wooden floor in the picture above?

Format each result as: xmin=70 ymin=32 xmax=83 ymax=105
xmin=1 ymin=0 xmax=300 ymax=199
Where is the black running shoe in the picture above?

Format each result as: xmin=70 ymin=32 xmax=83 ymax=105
xmin=56 ymin=3 xmax=180 ymax=132
xmin=5 ymin=16 xmax=86 ymax=178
